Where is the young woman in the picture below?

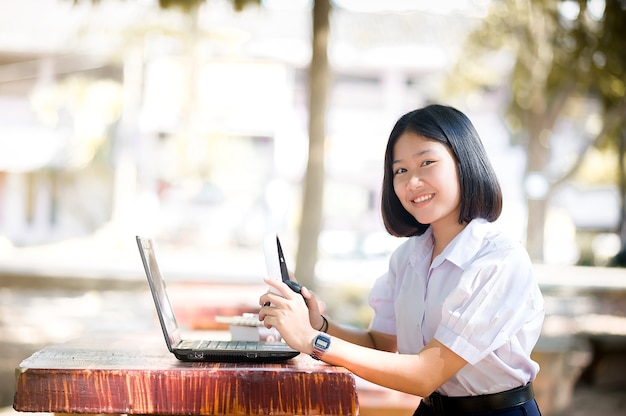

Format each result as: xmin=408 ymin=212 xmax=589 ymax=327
xmin=259 ymin=104 xmax=545 ymax=416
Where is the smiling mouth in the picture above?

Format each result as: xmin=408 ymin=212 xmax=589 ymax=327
xmin=412 ymin=194 xmax=434 ymax=203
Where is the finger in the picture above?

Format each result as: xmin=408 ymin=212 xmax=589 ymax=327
xmin=259 ymin=292 xmax=283 ymax=308
xmin=258 ymin=304 xmax=277 ymax=328
xmin=260 ymin=314 xmax=274 ymax=329
xmin=264 ymin=277 xmax=294 ymax=298
xmin=300 ymin=286 xmax=313 ymax=306
xmin=300 ymin=287 xmax=320 ymax=311
xmin=259 ymin=293 xmax=269 ymax=306
xmin=300 ymin=286 xmax=313 ymax=300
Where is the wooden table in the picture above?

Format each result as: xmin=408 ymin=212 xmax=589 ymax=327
xmin=13 ymin=333 xmax=358 ymax=415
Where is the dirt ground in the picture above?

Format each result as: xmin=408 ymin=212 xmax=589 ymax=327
xmin=553 ymin=385 xmax=626 ymax=416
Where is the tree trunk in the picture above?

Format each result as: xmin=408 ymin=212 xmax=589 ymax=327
xmin=294 ymin=0 xmax=330 ymax=290
xmin=526 ymin=198 xmax=548 ymax=262
xmin=524 ymin=107 xmax=550 ymax=263
xmin=618 ymin=129 xmax=626 ymax=258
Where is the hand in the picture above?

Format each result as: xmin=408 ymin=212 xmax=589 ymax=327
xmin=282 ymin=273 xmax=326 ymax=330
xmin=259 ymin=278 xmax=318 ymax=353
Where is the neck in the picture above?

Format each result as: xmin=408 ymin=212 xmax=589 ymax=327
xmin=430 ymin=220 xmax=468 ymax=260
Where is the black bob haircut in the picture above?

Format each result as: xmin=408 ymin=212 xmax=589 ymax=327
xmin=381 ymin=104 xmax=502 ymax=237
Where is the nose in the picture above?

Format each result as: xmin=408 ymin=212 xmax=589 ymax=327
xmin=408 ymin=174 xmax=422 ymax=189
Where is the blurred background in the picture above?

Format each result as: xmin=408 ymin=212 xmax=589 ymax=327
xmin=0 ymin=0 xmax=625 ymax=415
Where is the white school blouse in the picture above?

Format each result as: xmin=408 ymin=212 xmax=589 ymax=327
xmin=368 ymin=218 xmax=544 ymax=396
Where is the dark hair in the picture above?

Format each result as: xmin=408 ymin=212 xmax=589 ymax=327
xmin=381 ymin=104 xmax=502 ymax=237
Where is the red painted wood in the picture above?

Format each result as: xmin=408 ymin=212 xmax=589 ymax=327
xmin=13 ymin=333 xmax=358 ymax=415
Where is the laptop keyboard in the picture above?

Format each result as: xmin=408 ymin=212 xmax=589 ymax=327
xmin=180 ymin=340 xmax=261 ymax=350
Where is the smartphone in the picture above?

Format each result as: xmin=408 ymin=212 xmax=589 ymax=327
xmin=263 ymin=233 xmax=302 ymax=295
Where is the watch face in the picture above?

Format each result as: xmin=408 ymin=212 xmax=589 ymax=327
xmin=314 ymin=336 xmax=330 ymax=349
xmin=311 ymin=334 xmax=331 ymax=360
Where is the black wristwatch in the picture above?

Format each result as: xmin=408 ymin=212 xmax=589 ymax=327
xmin=311 ymin=333 xmax=331 ymax=360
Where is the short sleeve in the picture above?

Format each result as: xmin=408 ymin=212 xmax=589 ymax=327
xmin=368 ymin=271 xmax=397 ymax=335
xmin=434 ymin=245 xmax=543 ymax=365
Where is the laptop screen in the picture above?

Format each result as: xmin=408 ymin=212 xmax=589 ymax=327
xmin=136 ymin=236 xmax=182 ymax=350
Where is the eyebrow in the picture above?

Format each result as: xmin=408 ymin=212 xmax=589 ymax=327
xmin=392 ymin=148 xmax=434 ymax=165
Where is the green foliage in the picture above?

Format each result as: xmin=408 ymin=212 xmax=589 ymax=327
xmin=232 ymin=0 xmax=261 ymax=11
xmin=158 ymin=0 xmax=206 ymax=12
xmin=449 ymin=0 xmax=626 ymax=122
xmin=447 ymin=0 xmax=626 ymax=259
xmin=74 ymin=0 xmax=262 ymax=13
xmin=157 ymin=0 xmax=260 ymax=12
xmin=551 ymin=0 xmax=626 ymax=107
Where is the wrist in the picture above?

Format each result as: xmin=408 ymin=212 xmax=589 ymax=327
xmin=317 ymin=315 xmax=329 ymax=333
xmin=310 ymin=332 xmax=332 ymax=360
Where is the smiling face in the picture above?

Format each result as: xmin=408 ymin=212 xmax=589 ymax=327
xmin=392 ymin=132 xmax=462 ymax=232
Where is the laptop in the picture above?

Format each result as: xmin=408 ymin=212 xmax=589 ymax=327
xmin=135 ymin=235 xmax=300 ymax=362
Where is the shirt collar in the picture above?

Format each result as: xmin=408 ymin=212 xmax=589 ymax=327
xmin=435 ymin=218 xmax=491 ymax=269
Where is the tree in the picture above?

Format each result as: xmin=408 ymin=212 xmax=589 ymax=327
xmin=80 ymin=0 xmax=333 ymax=282
xmin=154 ymin=0 xmax=332 ymax=287
xmin=293 ymin=0 xmax=331 ymax=289
xmin=447 ymin=0 xmax=626 ymax=264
